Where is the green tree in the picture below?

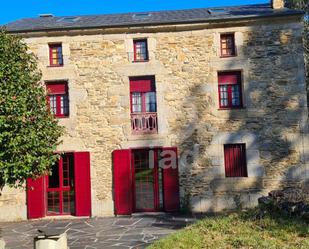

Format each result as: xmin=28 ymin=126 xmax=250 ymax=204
xmin=285 ymin=0 xmax=309 ymax=94
xmin=0 ymin=30 xmax=63 ymax=188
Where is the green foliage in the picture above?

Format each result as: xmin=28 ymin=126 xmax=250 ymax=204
xmin=0 ymin=30 xmax=63 ymax=188
xmin=149 ymin=209 xmax=309 ymax=249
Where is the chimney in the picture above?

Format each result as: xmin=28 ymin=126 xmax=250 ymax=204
xmin=271 ymin=0 xmax=285 ymax=9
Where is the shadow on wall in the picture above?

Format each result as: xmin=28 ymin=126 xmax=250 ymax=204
xmin=173 ymin=23 xmax=309 ymax=213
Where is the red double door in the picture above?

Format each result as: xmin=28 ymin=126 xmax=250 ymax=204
xmin=113 ymin=147 xmax=180 ymax=215
xmin=26 ymin=152 xmax=91 ymax=219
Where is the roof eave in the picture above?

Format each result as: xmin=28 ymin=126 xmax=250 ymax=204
xmin=5 ymin=11 xmax=304 ymax=35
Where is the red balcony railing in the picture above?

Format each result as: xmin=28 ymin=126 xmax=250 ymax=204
xmin=131 ymin=112 xmax=158 ymax=134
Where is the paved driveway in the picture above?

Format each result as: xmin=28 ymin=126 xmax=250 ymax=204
xmin=0 ymin=214 xmax=196 ymax=249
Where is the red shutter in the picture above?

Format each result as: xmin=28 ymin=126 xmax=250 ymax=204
xmin=130 ymin=77 xmax=155 ymax=92
xmin=218 ymin=72 xmax=240 ymax=85
xmin=162 ymin=147 xmax=180 ymax=212
xmin=27 ymin=176 xmax=46 ymax=219
xmin=224 ymin=144 xmax=247 ymax=177
xmin=113 ymin=149 xmax=133 ymax=215
xmin=74 ymin=152 xmax=91 ymax=216
xmin=46 ymin=82 xmax=67 ymax=94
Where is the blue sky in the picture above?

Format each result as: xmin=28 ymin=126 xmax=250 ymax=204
xmin=1 ymin=0 xmax=268 ymax=24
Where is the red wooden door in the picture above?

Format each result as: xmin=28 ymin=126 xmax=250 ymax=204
xmin=162 ymin=147 xmax=180 ymax=212
xmin=74 ymin=152 xmax=91 ymax=216
xmin=27 ymin=176 xmax=46 ymax=219
xmin=113 ymin=149 xmax=133 ymax=215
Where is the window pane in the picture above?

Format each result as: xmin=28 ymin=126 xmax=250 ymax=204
xmin=49 ymin=95 xmax=57 ymax=114
xmin=135 ymin=40 xmax=148 ymax=61
xmin=62 ymin=155 xmax=69 ymax=187
xmin=50 ymin=45 xmax=63 ymax=65
xmin=221 ymin=34 xmax=235 ymax=56
xmin=62 ymin=154 xmax=74 ymax=187
xmin=57 ymin=47 xmax=63 ymax=65
xmin=145 ymin=92 xmax=157 ymax=112
xmin=219 ymin=85 xmax=228 ymax=107
xmin=47 ymin=191 xmax=60 ymax=214
xmin=232 ymin=85 xmax=240 ymax=106
xmin=60 ymin=95 xmax=69 ymax=115
xmin=132 ymin=93 xmax=142 ymax=112
xmin=48 ymin=162 xmax=59 ymax=188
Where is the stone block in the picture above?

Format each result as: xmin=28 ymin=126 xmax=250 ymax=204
xmin=0 ymin=239 xmax=5 ymax=249
xmin=211 ymin=157 xmax=223 ymax=166
xmin=247 ymin=164 xmax=265 ymax=177
xmin=246 ymin=150 xmax=260 ymax=165
xmin=215 ymin=196 xmax=237 ymax=211
xmin=210 ymin=178 xmax=263 ymax=193
xmin=191 ymin=196 xmax=215 ymax=213
xmin=240 ymin=192 xmax=262 ymax=208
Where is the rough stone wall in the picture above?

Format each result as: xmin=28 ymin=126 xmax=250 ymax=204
xmin=0 ymin=17 xmax=308 ymax=220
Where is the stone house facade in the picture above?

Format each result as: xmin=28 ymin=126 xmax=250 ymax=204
xmin=0 ymin=0 xmax=308 ymax=221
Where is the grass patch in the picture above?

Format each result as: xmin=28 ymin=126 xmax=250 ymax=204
xmin=149 ymin=209 xmax=309 ymax=249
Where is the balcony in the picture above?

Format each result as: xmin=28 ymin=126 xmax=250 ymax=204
xmin=131 ymin=112 xmax=158 ymax=134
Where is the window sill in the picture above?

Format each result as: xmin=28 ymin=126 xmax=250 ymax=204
xmin=54 ymin=116 xmax=70 ymax=119
xmin=218 ymin=107 xmax=245 ymax=110
xmin=128 ymin=132 xmax=162 ymax=141
xmin=225 ymin=176 xmax=248 ymax=178
xmin=220 ymin=55 xmax=237 ymax=58
xmin=132 ymin=60 xmax=149 ymax=63
xmin=47 ymin=65 xmax=64 ymax=68
xmin=131 ymin=131 xmax=158 ymax=135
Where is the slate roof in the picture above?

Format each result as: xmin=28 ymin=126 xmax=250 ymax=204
xmin=5 ymin=4 xmax=303 ymax=33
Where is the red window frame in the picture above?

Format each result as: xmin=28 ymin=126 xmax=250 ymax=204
xmin=129 ymin=77 xmax=156 ymax=113
xmin=46 ymin=82 xmax=69 ymax=118
xmin=220 ymin=34 xmax=236 ymax=57
xmin=224 ymin=144 xmax=248 ymax=177
xmin=46 ymin=153 xmax=75 ymax=216
xmin=133 ymin=39 xmax=149 ymax=62
xmin=218 ymin=71 xmax=243 ymax=109
xmin=49 ymin=43 xmax=64 ymax=66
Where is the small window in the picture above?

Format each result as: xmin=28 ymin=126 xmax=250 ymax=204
xmin=46 ymin=82 xmax=69 ymax=118
xmin=133 ymin=39 xmax=149 ymax=62
xmin=58 ymin=17 xmax=80 ymax=23
xmin=220 ymin=34 xmax=236 ymax=57
xmin=49 ymin=43 xmax=63 ymax=66
xmin=224 ymin=144 xmax=247 ymax=177
xmin=218 ymin=71 xmax=243 ymax=109
xmin=208 ymin=8 xmax=226 ymax=14
xmin=133 ymin=13 xmax=151 ymax=20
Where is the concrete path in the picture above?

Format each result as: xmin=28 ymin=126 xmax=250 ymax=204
xmin=0 ymin=214 xmax=197 ymax=249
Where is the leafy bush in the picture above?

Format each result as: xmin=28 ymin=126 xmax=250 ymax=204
xmin=0 ymin=30 xmax=63 ymax=188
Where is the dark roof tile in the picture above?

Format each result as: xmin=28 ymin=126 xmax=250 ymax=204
xmin=4 ymin=4 xmax=303 ymax=33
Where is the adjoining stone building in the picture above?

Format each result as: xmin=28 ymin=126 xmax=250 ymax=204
xmin=0 ymin=0 xmax=308 ymax=221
